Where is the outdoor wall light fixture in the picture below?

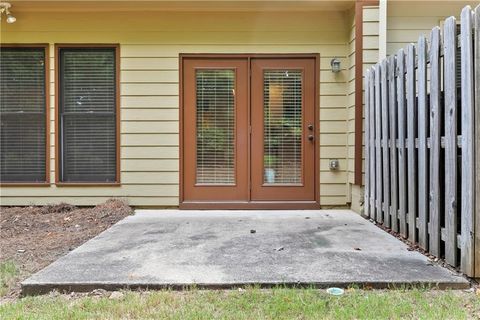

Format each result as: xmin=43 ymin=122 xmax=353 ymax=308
xmin=330 ymin=58 xmax=341 ymax=73
xmin=0 ymin=2 xmax=16 ymax=24
xmin=329 ymin=159 xmax=340 ymax=171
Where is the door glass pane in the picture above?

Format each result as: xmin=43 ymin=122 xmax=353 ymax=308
xmin=196 ymin=69 xmax=235 ymax=184
xmin=263 ymin=70 xmax=302 ymax=184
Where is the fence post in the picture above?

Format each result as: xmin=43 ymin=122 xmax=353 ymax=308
xmin=444 ymin=16 xmax=458 ymax=266
xmin=429 ymin=27 xmax=441 ymax=256
xmin=388 ymin=55 xmax=398 ymax=233
xmin=417 ymin=35 xmax=429 ymax=250
xmin=369 ymin=67 xmax=376 ymax=220
xmin=381 ymin=59 xmax=390 ymax=228
xmin=474 ymin=4 xmax=480 ymax=279
xmin=460 ymin=6 xmax=475 ymax=276
xmin=406 ymin=44 xmax=417 ymax=242
xmin=364 ymin=70 xmax=371 ymax=218
xmin=397 ymin=49 xmax=408 ymax=238
xmin=375 ymin=65 xmax=383 ymax=224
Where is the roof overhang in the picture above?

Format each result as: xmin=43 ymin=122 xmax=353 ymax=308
xmin=7 ymin=0 xmax=355 ymax=12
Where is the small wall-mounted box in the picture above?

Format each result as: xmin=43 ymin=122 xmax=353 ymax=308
xmin=329 ymin=159 xmax=340 ymax=171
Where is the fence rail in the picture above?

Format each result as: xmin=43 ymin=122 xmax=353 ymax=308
xmin=364 ymin=5 xmax=479 ymax=276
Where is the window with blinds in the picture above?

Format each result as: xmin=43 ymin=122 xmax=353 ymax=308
xmin=59 ymin=48 xmax=117 ymax=182
xmin=0 ymin=47 xmax=47 ymax=182
xmin=263 ymin=70 xmax=303 ymax=184
xmin=196 ymin=69 xmax=235 ymax=184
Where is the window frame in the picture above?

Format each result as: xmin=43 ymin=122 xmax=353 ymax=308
xmin=0 ymin=43 xmax=50 ymax=186
xmin=55 ymin=44 xmax=120 ymax=186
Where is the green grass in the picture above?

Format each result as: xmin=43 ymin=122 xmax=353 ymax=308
xmin=1 ymin=287 xmax=479 ymax=319
xmin=0 ymin=261 xmax=18 ymax=297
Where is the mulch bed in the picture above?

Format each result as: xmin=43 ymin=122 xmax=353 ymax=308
xmin=0 ymin=199 xmax=133 ymax=299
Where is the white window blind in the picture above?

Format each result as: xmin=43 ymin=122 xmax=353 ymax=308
xmin=195 ymin=69 xmax=235 ymax=184
xmin=263 ymin=70 xmax=303 ymax=184
xmin=59 ymin=48 xmax=117 ymax=182
xmin=0 ymin=47 xmax=47 ymax=182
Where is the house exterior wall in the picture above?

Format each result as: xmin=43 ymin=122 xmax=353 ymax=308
xmin=0 ymin=10 xmax=352 ymax=207
xmin=386 ymin=1 xmax=479 ymax=56
xmin=347 ymin=4 xmax=379 ymax=213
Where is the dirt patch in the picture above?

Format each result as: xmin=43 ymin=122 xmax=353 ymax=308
xmin=0 ymin=199 xmax=133 ymax=300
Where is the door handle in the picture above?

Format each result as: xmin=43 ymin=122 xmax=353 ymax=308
xmin=308 ymin=124 xmax=314 ymax=131
xmin=308 ymin=135 xmax=314 ymax=141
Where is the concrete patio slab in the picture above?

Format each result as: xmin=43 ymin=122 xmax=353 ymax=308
xmin=22 ymin=210 xmax=469 ymax=294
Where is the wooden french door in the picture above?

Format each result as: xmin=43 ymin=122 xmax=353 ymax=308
xmin=250 ymin=58 xmax=316 ymax=201
xmin=181 ymin=55 xmax=318 ymax=207
xmin=182 ymin=58 xmax=249 ymax=201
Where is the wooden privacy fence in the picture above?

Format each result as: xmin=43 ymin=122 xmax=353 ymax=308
xmin=364 ymin=5 xmax=479 ymax=277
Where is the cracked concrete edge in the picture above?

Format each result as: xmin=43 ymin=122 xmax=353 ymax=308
xmin=21 ymin=279 xmax=470 ymax=296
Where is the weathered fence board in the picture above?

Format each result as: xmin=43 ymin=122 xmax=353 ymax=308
xmin=375 ymin=66 xmax=383 ymax=224
xmin=417 ymin=35 xmax=429 ymax=250
xmin=364 ymin=70 xmax=371 ymax=218
xmin=381 ymin=59 xmax=390 ymax=228
xmin=474 ymin=4 xmax=480 ymax=279
xmin=406 ymin=44 xmax=417 ymax=242
xmin=460 ymin=6 xmax=474 ymax=276
xmin=369 ymin=68 xmax=376 ymax=220
xmin=388 ymin=55 xmax=399 ymax=233
xmin=396 ymin=49 xmax=408 ymax=238
xmin=364 ymin=5 xmax=478 ymax=277
xmin=443 ymin=16 xmax=458 ymax=266
xmin=429 ymin=27 xmax=442 ymax=257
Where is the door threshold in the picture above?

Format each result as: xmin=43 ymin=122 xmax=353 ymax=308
xmin=179 ymin=201 xmax=320 ymax=210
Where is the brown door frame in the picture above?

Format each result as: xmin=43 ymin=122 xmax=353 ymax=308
xmin=179 ymin=53 xmax=320 ymax=209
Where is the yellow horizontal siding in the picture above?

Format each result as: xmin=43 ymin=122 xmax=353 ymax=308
xmin=1 ymin=185 xmax=179 ymax=197
xmin=386 ymin=1 xmax=475 ymax=56
xmin=1 ymin=10 xmax=351 ymax=207
xmin=347 ymin=5 xmax=379 ymax=187
xmin=121 ymin=147 xmax=179 ymax=159
xmin=122 ymin=159 xmax=179 ymax=172
xmin=121 ymin=83 xmax=178 ymax=96
xmin=121 ymin=134 xmax=179 ymax=147
xmin=121 ymin=96 xmax=179 ymax=108
xmin=363 ymin=7 xmax=379 ymax=22
xmin=122 ymin=172 xmax=179 ymax=184
xmin=320 ymin=134 xmax=347 ymax=146
xmin=320 ymin=109 xmax=347 ymax=121
xmin=5 ymin=31 xmax=349 ymax=45
xmin=319 ymin=147 xmax=347 ymax=160
xmin=121 ymin=44 xmax=349 ymax=57
xmin=346 ymin=7 xmax=356 ymax=189
xmin=121 ymin=122 xmax=179 ymax=134
xmin=123 ymin=109 xmax=179 ymax=121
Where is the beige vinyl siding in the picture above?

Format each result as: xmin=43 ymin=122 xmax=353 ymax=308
xmin=386 ymin=1 xmax=478 ymax=56
xmin=346 ymin=5 xmax=379 ymax=210
xmin=362 ymin=6 xmax=380 ymax=90
xmin=359 ymin=6 xmax=380 ymax=187
xmin=0 ymin=10 xmax=351 ymax=207
xmin=346 ymin=7 xmax=356 ymax=200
